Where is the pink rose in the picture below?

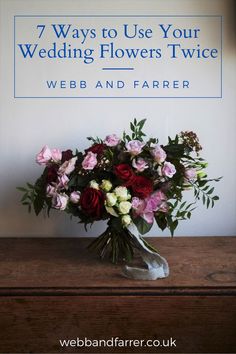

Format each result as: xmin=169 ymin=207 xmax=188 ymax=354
xmin=36 ymin=146 xmax=62 ymax=166
xmin=82 ymin=151 xmax=97 ymax=170
xmin=126 ymin=140 xmax=145 ymax=156
xmin=46 ymin=184 xmax=56 ymax=197
xmin=131 ymin=197 xmax=154 ymax=224
xmin=104 ymin=134 xmax=120 ymax=147
xmin=145 ymin=191 xmax=166 ymax=212
xmin=132 ymin=197 xmax=146 ymax=214
xmin=162 ymin=162 xmax=176 ymax=178
xmin=159 ymin=201 xmax=169 ymax=213
xmin=132 ymin=158 xmax=148 ymax=172
xmin=149 ymin=191 xmax=168 ymax=213
xmin=52 ymin=193 xmax=68 ymax=210
xmin=36 ymin=145 xmax=52 ymax=166
xmin=58 ymin=157 xmax=77 ymax=175
xmin=151 ymin=145 xmax=167 ymax=163
xmin=70 ymin=191 xmax=81 ymax=204
xmin=51 ymin=148 xmax=62 ymax=163
xmin=57 ymin=174 xmax=69 ymax=189
xmin=185 ymin=168 xmax=197 ymax=181
xmin=131 ymin=190 xmax=168 ymax=224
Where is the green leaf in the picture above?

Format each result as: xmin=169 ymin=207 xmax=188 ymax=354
xmin=76 ymin=176 xmax=88 ymax=187
xmin=169 ymin=219 xmax=178 ymax=236
xmin=133 ymin=217 xmax=153 ymax=235
xmin=206 ymin=197 xmax=210 ymax=209
xmin=173 ymin=200 xmax=178 ymax=209
xmin=33 ymin=193 xmax=45 ymax=216
xmin=202 ymin=194 xmax=206 ymax=205
xmin=155 ymin=214 xmax=167 ymax=231
xmin=212 ymin=196 xmax=219 ymax=201
xmin=203 ymin=185 xmax=209 ymax=191
xmin=21 ymin=193 xmax=29 ymax=202
xmin=68 ymin=175 xmax=78 ymax=187
xmin=207 ymin=187 xmax=214 ymax=195
xmin=138 ymin=119 xmax=146 ymax=130
xmin=179 ymin=201 xmax=187 ymax=210
xmin=16 ymin=187 xmax=28 ymax=192
xmin=198 ymin=180 xmax=208 ymax=187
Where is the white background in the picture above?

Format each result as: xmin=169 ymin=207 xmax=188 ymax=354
xmin=0 ymin=0 xmax=235 ymax=237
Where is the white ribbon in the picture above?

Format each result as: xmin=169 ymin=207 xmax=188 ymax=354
xmin=123 ymin=233 xmax=169 ymax=280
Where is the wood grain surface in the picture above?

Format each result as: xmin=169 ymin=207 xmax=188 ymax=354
xmin=0 ymin=295 xmax=236 ymax=353
xmin=0 ymin=237 xmax=235 ymax=353
xmin=0 ymin=237 xmax=236 ymax=293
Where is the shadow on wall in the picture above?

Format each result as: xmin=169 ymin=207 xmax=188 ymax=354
xmin=225 ymin=0 xmax=236 ymax=48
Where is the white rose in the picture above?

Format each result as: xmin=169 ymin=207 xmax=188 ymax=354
xmin=118 ymin=201 xmax=132 ymax=215
xmin=114 ymin=186 xmax=131 ymax=201
xmin=90 ymin=180 xmax=100 ymax=190
xmin=100 ymin=179 xmax=112 ymax=192
xmin=122 ymin=214 xmax=132 ymax=227
xmin=106 ymin=193 xmax=117 ymax=207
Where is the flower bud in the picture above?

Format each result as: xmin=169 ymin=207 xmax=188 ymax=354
xmin=90 ymin=180 xmax=100 ymax=190
xmin=70 ymin=191 xmax=81 ymax=204
xmin=122 ymin=214 xmax=132 ymax=227
xmin=100 ymin=179 xmax=112 ymax=192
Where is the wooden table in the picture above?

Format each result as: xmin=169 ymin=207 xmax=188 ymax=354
xmin=0 ymin=237 xmax=235 ymax=353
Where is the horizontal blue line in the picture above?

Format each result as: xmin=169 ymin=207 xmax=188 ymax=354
xmin=102 ymin=67 xmax=134 ymax=71
xmin=14 ymin=96 xmax=222 ymax=99
xmin=14 ymin=15 xmax=222 ymax=18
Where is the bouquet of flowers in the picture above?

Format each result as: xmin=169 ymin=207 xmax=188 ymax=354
xmin=18 ymin=119 xmax=220 ymax=263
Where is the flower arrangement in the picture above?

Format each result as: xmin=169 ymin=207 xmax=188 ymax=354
xmin=18 ymin=119 xmax=221 ymax=263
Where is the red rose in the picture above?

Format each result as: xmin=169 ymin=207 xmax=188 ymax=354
xmin=86 ymin=144 xmax=105 ymax=157
xmin=61 ymin=149 xmax=73 ymax=163
xmin=80 ymin=187 xmax=105 ymax=219
xmin=114 ymin=164 xmax=135 ymax=185
xmin=46 ymin=165 xmax=58 ymax=183
xmin=132 ymin=175 xmax=153 ymax=199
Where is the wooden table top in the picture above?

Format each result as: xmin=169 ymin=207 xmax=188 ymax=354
xmin=0 ymin=237 xmax=235 ymax=296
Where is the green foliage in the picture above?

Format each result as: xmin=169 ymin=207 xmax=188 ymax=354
xmin=155 ymin=212 xmax=167 ymax=231
xmin=16 ymin=183 xmax=36 ymax=213
xmin=33 ymin=172 xmax=47 ymax=215
xmin=86 ymin=136 xmax=103 ymax=144
xmin=17 ymin=171 xmax=48 ymax=216
xmin=192 ymin=177 xmax=222 ymax=208
xmin=123 ymin=118 xmax=147 ymax=142
xmin=165 ymin=200 xmax=196 ymax=236
xmin=133 ymin=216 xmax=153 ymax=235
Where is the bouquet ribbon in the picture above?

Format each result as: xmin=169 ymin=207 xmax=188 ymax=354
xmin=123 ymin=234 xmax=169 ymax=281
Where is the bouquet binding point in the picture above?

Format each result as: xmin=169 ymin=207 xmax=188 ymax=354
xmin=18 ymin=119 xmax=221 ymax=264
